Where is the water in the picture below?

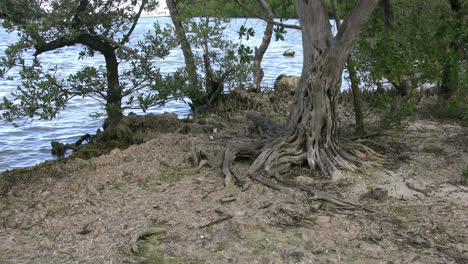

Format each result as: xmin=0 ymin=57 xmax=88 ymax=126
xmin=0 ymin=17 xmax=308 ymax=172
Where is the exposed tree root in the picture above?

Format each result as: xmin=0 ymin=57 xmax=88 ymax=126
xmin=219 ymin=113 xmax=382 ymax=212
xmin=222 ymin=139 xmax=265 ymax=186
xmin=274 ymin=176 xmax=376 ymax=213
xmin=221 ymin=138 xmax=379 ymax=211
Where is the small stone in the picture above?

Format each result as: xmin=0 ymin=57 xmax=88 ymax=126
xmin=209 ymin=135 xmax=214 ymax=140
xmin=221 ymin=196 xmax=237 ymax=203
xmin=283 ymin=49 xmax=295 ymax=56
xmin=213 ymin=128 xmax=218 ymax=134
xmin=192 ymin=177 xmax=203 ymax=184
xmin=369 ymin=186 xmax=388 ymax=200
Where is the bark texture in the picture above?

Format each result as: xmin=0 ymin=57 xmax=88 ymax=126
xmin=245 ymin=0 xmax=378 ymax=180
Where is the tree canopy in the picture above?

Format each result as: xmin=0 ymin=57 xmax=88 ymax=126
xmin=0 ymin=0 xmax=177 ymax=127
xmin=176 ymin=0 xmax=298 ymax=18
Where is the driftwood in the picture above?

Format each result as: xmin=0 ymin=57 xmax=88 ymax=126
xmin=51 ymin=133 xmax=96 ymax=158
xmin=129 ymin=227 xmax=168 ymax=254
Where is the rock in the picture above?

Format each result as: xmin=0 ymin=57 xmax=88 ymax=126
xmin=274 ymin=75 xmax=300 ymax=96
xmin=369 ymin=186 xmax=388 ymax=201
xmin=283 ymin=49 xmax=295 ymax=56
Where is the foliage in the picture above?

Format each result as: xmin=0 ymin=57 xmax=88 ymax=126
xmin=349 ymin=0 xmax=467 ymax=128
xmin=435 ymin=84 xmax=468 ymax=125
xmin=177 ymin=0 xmax=297 ymax=18
xmin=0 ymin=0 xmax=179 ymax=127
xmin=355 ymin=0 xmax=446 ymax=84
xmin=180 ymin=0 xmax=350 ymax=19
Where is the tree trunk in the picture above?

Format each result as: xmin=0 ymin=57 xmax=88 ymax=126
xmin=251 ymin=0 xmax=274 ymax=92
xmin=247 ymin=0 xmax=378 ymax=179
xmin=382 ymin=0 xmax=393 ymax=30
xmin=439 ymin=0 xmax=462 ymax=100
xmin=102 ymin=48 xmax=123 ymax=129
xmin=331 ymin=0 xmax=365 ymax=134
xmin=166 ymin=0 xmax=198 ymax=88
xmin=166 ymin=0 xmax=224 ymax=114
xmin=347 ymin=58 xmax=365 ymax=134
xmin=73 ymin=34 xmax=124 ymax=129
xmin=382 ymin=0 xmax=409 ymax=96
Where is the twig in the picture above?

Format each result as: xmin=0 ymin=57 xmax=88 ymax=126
xmin=201 ymin=187 xmax=224 ymax=199
xmin=93 ymin=34 xmax=144 ymax=60
xmin=234 ymin=0 xmax=301 ymax=30
xmin=199 ymin=214 xmax=233 ymax=229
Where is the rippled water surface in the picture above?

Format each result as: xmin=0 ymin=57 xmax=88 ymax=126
xmin=0 ymin=17 xmax=310 ymax=172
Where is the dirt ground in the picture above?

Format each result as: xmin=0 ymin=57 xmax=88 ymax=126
xmin=0 ymin=106 xmax=467 ymax=264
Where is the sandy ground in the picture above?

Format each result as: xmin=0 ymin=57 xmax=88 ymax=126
xmin=0 ymin=111 xmax=467 ymax=264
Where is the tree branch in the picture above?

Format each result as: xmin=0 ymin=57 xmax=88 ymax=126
xmin=331 ymin=0 xmax=379 ymax=67
xmin=234 ymin=0 xmax=301 ymax=30
xmin=120 ymin=0 xmax=147 ymax=45
xmin=33 ymin=33 xmax=143 ymax=60
xmin=34 ymin=37 xmax=80 ymax=56
xmin=93 ymin=34 xmax=144 ymax=60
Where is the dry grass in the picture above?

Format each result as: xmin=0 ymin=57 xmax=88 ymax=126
xmin=0 ymin=103 xmax=467 ymax=264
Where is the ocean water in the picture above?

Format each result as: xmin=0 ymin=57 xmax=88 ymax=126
xmin=0 ymin=17 xmax=310 ymax=172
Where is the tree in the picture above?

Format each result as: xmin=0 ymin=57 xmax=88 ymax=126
xmin=224 ymin=0 xmax=379 ymax=183
xmin=0 ymin=0 xmax=175 ymax=128
xmin=171 ymin=0 xmax=299 ymax=18
xmin=350 ymin=0 xmax=466 ymax=126
xmin=166 ymin=0 xmax=254 ymax=114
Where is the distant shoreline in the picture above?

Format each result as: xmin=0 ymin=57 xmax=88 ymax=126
xmin=140 ymin=15 xmax=170 ymax=18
